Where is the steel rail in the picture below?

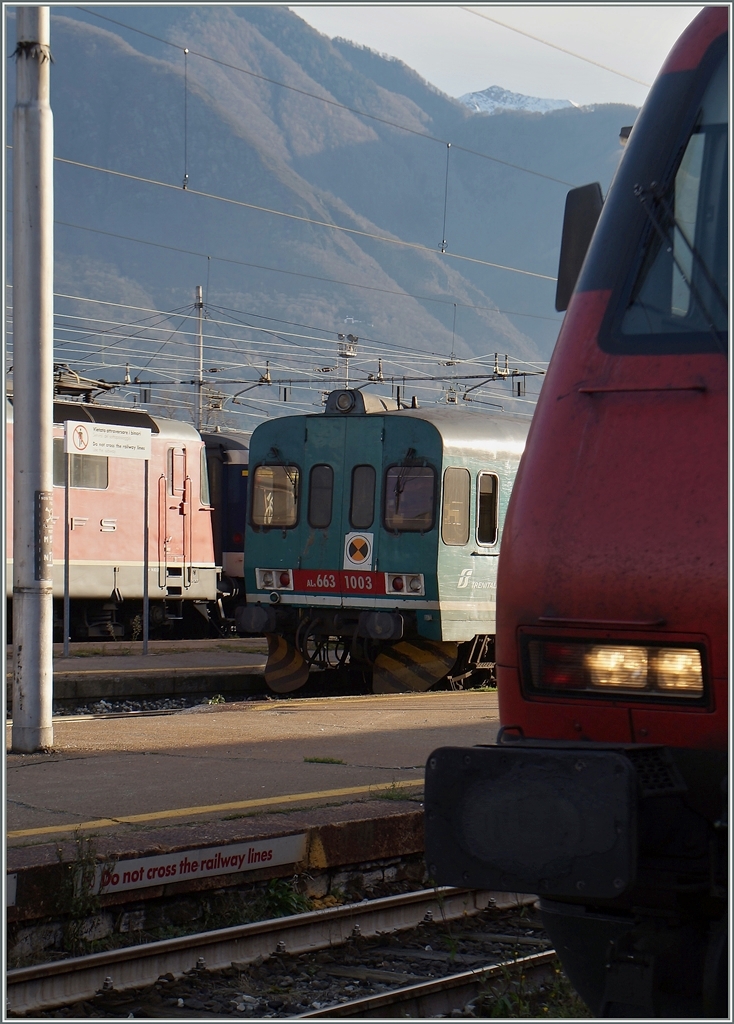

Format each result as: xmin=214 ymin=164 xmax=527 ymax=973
xmin=297 ymin=949 xmax=557 ymax=1018
xmin=7 ymin=887 xmax=532 ymax=1015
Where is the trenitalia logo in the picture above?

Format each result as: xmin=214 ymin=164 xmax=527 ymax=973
xmin=457 ymin=569 xmax=473 ymax=589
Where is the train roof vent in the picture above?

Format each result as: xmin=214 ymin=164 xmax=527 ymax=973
xmin=324 ymin=389 xmax=398 ymax=415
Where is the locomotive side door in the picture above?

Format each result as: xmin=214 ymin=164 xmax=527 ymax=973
xmin=159 ymin=446 xmax=189 ymax=591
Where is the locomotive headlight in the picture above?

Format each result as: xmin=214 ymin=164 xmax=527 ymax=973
xmin=524 ymin=638 xmax=706 ymax=701
xmin=256 ymin=568 xmax=293 ymax=590
xmin=386 ymin=573 xmax=423 ymax=595
xmin=652 ymin=648 xmax=703 ymax=694
xmin=585 ymin=646 xmax=648 ymax=689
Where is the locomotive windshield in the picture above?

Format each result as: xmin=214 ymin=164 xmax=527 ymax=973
xmin=620 ymin=49 xmax=728 ymax=349
xmin=384 ymin=465 xmax=435 ymax=532
xmin=251 ymin=464 xmax=299 ymax=528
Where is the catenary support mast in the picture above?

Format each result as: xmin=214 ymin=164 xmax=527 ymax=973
xmin=12 ymin=6 xmax=54 ymax=752
xmin=196 ymin=284 xmax=203 ymax=430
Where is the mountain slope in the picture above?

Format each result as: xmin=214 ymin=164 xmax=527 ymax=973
xmin=6 ymin=6 xmax=639 ymax=426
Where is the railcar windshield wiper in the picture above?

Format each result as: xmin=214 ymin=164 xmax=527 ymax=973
xmin=633 ymin=181 xmax=727 ymax=353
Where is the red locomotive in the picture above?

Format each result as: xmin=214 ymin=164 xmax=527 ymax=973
xmin=426 ymin=9 xmax=728 ymax=1017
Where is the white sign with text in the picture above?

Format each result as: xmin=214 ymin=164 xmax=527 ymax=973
xmin=65 ymin=420 xmax=151 ymax=461
xmin=93 ymin=834 xmax=308 ymax=895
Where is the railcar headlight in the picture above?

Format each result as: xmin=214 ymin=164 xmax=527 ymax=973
xmin=585 ymin=646 xmax=648 ymax=688
xmin=652 ymin=648 xmax=703 ymax=693
xmin=524 ymin=638 xmax=705 ymax=701
xmin=261 ymin=570 xmax=274 ymax=588
xmin=336 ymin=391 xmax=355 ymax=412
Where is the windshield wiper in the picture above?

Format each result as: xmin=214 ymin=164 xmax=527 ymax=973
xmin=634 ymin=182 xmax=727 ymax=352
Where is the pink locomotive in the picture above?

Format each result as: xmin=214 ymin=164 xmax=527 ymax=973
xmin=6 ymin=397 xmax=218 ymax=639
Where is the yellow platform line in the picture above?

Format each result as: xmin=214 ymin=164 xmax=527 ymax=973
xmin=7 ymin=778 xmax=425 ymax=839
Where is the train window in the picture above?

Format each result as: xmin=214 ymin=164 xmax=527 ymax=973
xmin=251 ymin=464 xmax=299 ymax=528
xmin=384 ymin=465 xmax=435 ymax=532
xmin=441 ymin=468 xmax=470 ymax=545
xmin=168 ymin=448 xmax=187 ymax=496
xmin=308 ymin=464 xmax=333 ymax=528
xmin=477 ymin=473 xmax=499 ymax=545
xmin=200 ymin=447 xmax=211 ymax=506
xmin=619 ymin=48 xmax=728 ymax=347
xmin=350 ymin=465 xmax=375 ymax=529
xmin=52 ymin=438 xmax=109 ymax=489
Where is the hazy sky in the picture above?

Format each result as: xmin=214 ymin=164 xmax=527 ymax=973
xmin=288 ymin=5 xmax=705 ymax=108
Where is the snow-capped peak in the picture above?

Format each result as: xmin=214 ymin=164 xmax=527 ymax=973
xmin=459 ymin=85 xmax=577 ymax=116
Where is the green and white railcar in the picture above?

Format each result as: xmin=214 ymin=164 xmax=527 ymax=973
xmin=238 ymin=389 xmax=529 ymax=693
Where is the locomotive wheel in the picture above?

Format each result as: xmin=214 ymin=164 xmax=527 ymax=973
xmin=372 ymin=640 xmax=458 ymax=693
xmin=264 ymin=634 xmax=309 ymax=693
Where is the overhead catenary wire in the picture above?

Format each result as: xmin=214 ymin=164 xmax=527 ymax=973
xmin=50 ymin=221 xmax=563 ymax=323
xmin=9 ymin=287 xmax=551 ymax=374
xmin=53 ymin=156 xmax=557 ymax=282
xmin=8 ymin=287 xmax=547 ymax=429
xmin=40 ymin=321 xmax=549 ymax=385
xmin=52 ymin=291 xmax=551 ymax=366
xmin=182 ymin=47 xmax=189 ymax=189
xmin=440 ymin=143 xmax=451 ymax=253
xmin=459 ymin=7 xmax=652 ymax=87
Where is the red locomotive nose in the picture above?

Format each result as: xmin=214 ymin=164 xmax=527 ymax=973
xmin=279 ymin=571 xmax=291 ymax=588
xmin=392 ymin=576 xmax=404 ymax=592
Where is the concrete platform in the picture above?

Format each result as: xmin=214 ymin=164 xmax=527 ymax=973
xmin=6 ymin=640 xmax=268 ymax=709
xmin=6 ymin=691 xmax=500 ymax=925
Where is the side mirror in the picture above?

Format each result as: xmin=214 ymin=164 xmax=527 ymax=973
xmin=555 ymin=182 xmax=604 ymax=312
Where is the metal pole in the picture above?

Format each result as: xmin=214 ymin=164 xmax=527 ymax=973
xmin=63 ymin=447 xmax=69 ymax=658
xmin=12 ymin=7 xmax=54 ymax=752
xmin=196 ymin=284 xmax=203 ymax=430
xmin=143 ymin=459 xmax=149 ymax=654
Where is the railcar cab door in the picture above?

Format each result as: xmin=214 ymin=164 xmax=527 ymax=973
xmin=299 ymin=405 xmax=384 ymax=600
xmin=299 ymin=413 xmax=347 ymax=578
xmin=338 ymin=414 xmax=383 ymax=598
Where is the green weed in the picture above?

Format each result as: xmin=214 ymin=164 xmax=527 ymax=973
xmin=258 ymin=878 xmax=312 ymax=918
xmin=55 ymin=834 xmax=108 ymax=956
xmin=476 ymin=959 xmax=590 ymax=1017
xmin=304 ymin=756 xmax=345 ymax=764
xmin=376 ymin=782 xmax=420 ymax=801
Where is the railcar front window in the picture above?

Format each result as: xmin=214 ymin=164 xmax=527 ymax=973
xmin=350 ymin=465 xmax=375 ymax=529
xmin=251 ymin=465 xmax=299 ymax=528
xmin=620 ymin=51 xmax=728 ymax=346
xmin=384 ymin=465 xmax=435 ymax=532
xmin=308 ymin=464 xmax=333 ymax=528
xmin=477 ymin=473 xmax=499 ymax=545
xmin=442 ymin=467 xmax=470 ymax=545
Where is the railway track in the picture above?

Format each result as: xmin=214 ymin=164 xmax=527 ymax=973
xmin=7 ymin=888 xmax=555 ymax=1018
xmin=298 ymin=950 xmax=557 ymax=1018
